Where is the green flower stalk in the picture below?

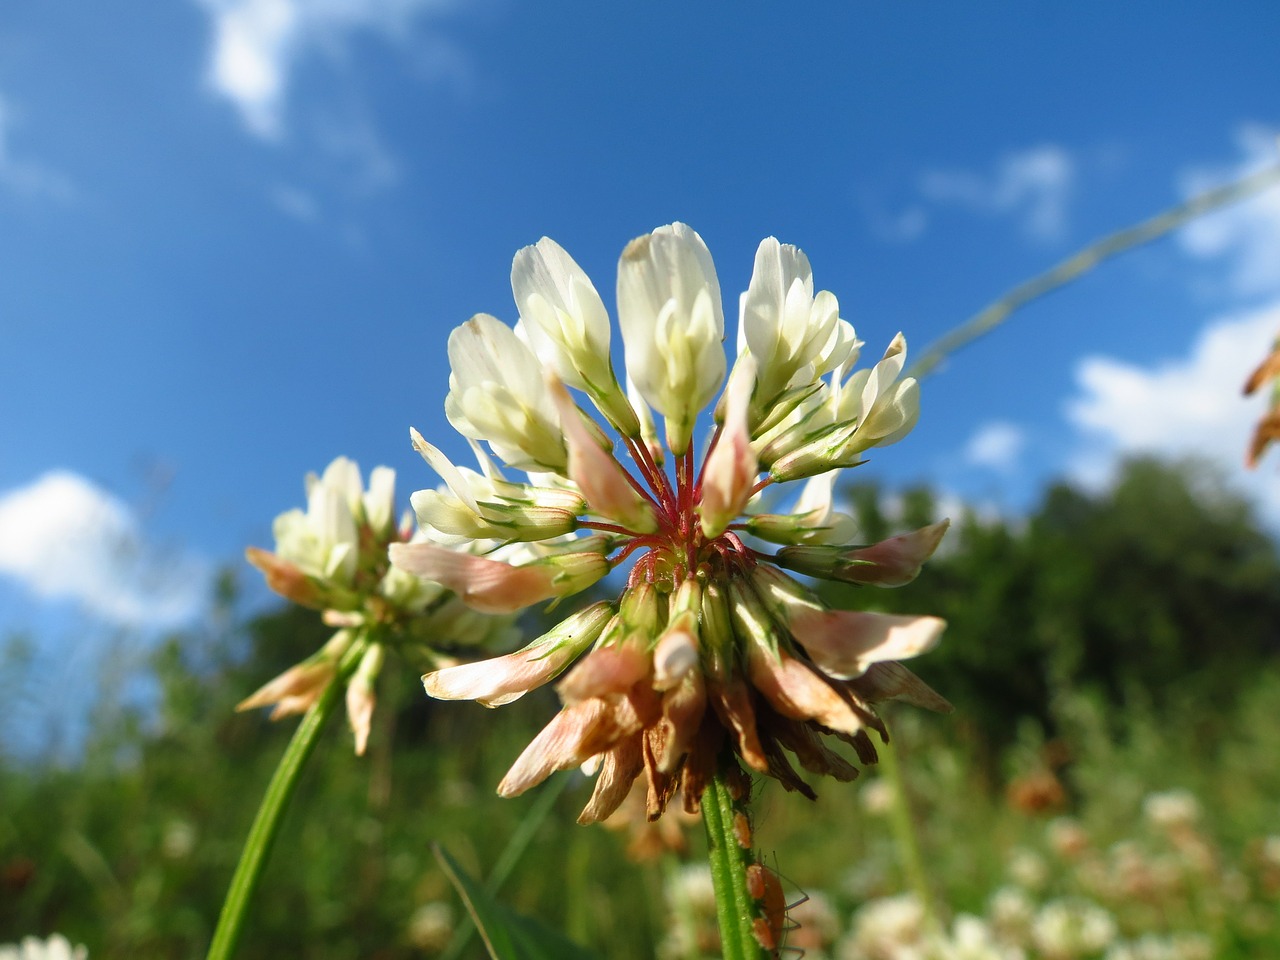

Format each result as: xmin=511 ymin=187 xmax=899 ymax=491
xmin=401 ymin=224 xmax=953 ymax=822
xmin=211 ymin=457 xmax=526 ymax=960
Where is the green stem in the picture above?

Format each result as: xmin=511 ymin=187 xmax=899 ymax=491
xmin=205 ymin=670 xmax=347 ymax=960
xmin=878 ymin=729 xmax=937 ymax=932
xmin=907 ymin=162 xmax=1280 ymax=381
xmin=702 ymin=762 xmax=766 ymax=960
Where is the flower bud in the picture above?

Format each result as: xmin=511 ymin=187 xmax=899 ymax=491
xmin=423 ymin=601 xmax=614 ymax=706
xmin=775 ymin=520 xmax=950 ymax=586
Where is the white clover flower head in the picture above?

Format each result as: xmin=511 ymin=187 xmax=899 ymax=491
xmin=859 ymin=777 xmax=896 ymax=816
xmin=406 ymin=901 xmax=455 ymax=951
xmin=1261 ymin=834 xmax=1280 ymax=868
xmin=844 ymin=893 xmax=929 ymax=958
xmin=987 ymin=886 xmax=1035 ymax=941
xmin=1141 ymin=789 xmax=1201 ymax=830
xmin=404 ymin=224 xmax=946 ymax=822
xmin=1007 ymin=847 xmax=1050 ymax=891
xmin=0 ymin=936 xmax=87 ymax=960
xmin=935 ymin=914 xmax=1026 ymax=960
xmin=1046 ymin=816 xmax=1091 ymax=860
xmin=243 ymin=456 xmax=521 ymax=754
xmin=1031 ymin=898 xmax=1117 ymax=958
xmin=161 ymin=818 xmax=197 ymax=860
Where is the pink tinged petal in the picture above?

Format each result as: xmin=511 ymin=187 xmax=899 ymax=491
xmin=237 ymin=660 xmax=335 ymax=716
xmin=389 ymin=541 xmax=557 ymax=614
xmin=787 ymin=608 xmax=946 ymax=680
xmin=577 ymin=734 xmax=645 ymax=824
xmin=346 ymin=643 xmax=384 ymax=757
xmin=842 ymin=520 xmax=950 ymax=586
xmin=497 ymin=699 xmax=613 ymax=797
xmin=245 ymin=547 xmax=325 ymax=609
xmin=346 ymin=685 xmax=375 ymax=756
xmin=745 ymin=639 xmax=867 ymax=736
xmin=698 ymin=355 xmax=759 ymax=539
xmin=556 ymin=642 xmax=650 ymax=705
xmin=423 ymin=601 xmax=613 ymax=706
xmin=547 ymin=376 xmax=658 ymax=533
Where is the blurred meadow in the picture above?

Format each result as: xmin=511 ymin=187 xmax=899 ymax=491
xmin=5 ymin=459 xmax=1280 ymax=958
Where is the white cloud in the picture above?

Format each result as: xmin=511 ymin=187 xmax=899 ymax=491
xmin=0 ymin=93 xmax=73 ymax=201
xmin=0 ymin=472 xmax=208 ymax=627
xmin=920 ymin=144 xmax=1076 ymax=242
xmin=194 ymin=0 xmax=461 ymax=140
xmin=1065 ymin=301 xmax=1280 ymax=521
xmin=964 ymin=421 xmax=1026 ymax=472
xmin=1177 ymin=124 xmax=1280 ymax=299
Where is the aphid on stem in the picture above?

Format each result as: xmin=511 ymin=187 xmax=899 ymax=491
xmin=745 ymin=859 xmax=810 ymax=957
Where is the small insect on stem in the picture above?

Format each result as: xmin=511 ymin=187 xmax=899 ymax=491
xmin=746 ymin=861 xmax=810 ymax=958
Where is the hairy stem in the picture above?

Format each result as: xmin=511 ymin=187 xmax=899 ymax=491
xmin=702 ymin=762 xmax=767 ymax=960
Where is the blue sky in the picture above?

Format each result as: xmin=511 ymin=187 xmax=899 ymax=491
xmin=1 ymin=1 xmax=1278 ymax=742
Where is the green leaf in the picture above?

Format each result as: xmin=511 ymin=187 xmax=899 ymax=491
xmin=432 ymin=843 xmax=600 ymax=960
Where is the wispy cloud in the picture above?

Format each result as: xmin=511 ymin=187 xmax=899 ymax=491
xmin=0 ymin=472 xmax=208 ymax=627
xmin=312 ymin=106 xmax=400 ymax=192
xmin=964 ymin=421 xmax=1027 ymax=473
xmin=1177 ymin=124 xmax=1280 ymax=300
xmin=918 ymin=145 xmax=1076 ymax=243
xmin=193 ymin=0 xmax=463 ymax=140
xmin=867 ymin=204 xmax=928 ymax=244
xmin=269 ymin=182 xmax=321 ymax=221
xmin=0 ymin=93 xmax=73 ymax=202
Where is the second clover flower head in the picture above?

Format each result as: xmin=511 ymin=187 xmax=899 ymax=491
xmin=242 ymin=456 xmax=521 ymax=755
xmin=397 ymin=223 xmax=951 ymax=823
